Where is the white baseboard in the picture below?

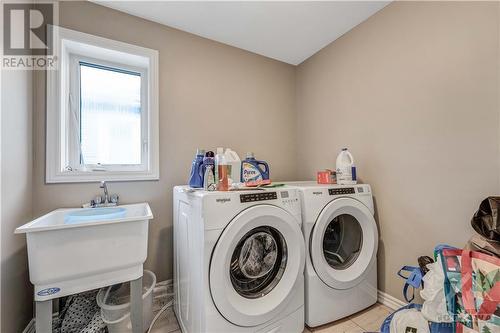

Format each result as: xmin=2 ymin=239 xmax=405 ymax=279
xmin=377 ymin=290 xmax=406 ymax=310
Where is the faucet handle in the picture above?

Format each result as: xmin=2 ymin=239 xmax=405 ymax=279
xmin=110 ymin=194 xmax=119 ymax=204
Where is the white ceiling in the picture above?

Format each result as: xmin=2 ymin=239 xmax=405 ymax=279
xmin=95 ymin=1 xmax=389 ymax=65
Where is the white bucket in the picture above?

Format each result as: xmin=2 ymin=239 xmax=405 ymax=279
xmin=97 ymin=270 xmax=156 ymax=333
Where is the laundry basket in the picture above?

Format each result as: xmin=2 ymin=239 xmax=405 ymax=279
xmin=96 ymin=270 xmax=156 ymax=333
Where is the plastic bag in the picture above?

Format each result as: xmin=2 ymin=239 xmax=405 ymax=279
xmin=390 ymin=308 xmax=430 ymax=333
xmin=465 ymin=234 xmax=500 ymax=257
xmin=471 ymin=197 xmax=500 ymax=242
xmin=381 ymin=304 xmax=422 ymax=333
xmin=420 ymin=262 xmax=453 ymax=323
xmin=380 ymin=303 xmax=454 ymax=333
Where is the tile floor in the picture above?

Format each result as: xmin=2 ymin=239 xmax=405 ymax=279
xmin=151 ymin=303 xmax=392 ymax=333
xmin=305 ymin=303 xmax=392 ymax=333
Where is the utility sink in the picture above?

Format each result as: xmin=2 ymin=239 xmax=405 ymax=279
xmin=15 ymin=203 xmax=153 ymax=301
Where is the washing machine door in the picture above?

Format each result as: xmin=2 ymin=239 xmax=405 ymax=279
xmin=310 ymin=197 xmax=378 ymax=290
xmin=210 ymin=204 xmax=305 ymax=327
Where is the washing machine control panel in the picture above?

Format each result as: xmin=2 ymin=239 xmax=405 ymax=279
xmin=328 ymin=187 xmax=355 ymax=195
xmin=240 ymin=192 xmax=277 ymax=203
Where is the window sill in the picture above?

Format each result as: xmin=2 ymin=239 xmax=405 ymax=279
xmin=46 ymin=170 xmax=160 ymax=183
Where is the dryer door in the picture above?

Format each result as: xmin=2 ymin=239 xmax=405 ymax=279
xmin=310 ymin=197 xmax=378 ymax=290
xmin=210 ymin=204 xmax=305 ymax=327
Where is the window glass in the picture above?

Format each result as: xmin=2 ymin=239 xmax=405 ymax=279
xmin=79 ymin=62 xmax=142 ymax=165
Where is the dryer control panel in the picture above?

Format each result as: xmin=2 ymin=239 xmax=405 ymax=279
xmin=328 ymin=187 xmax=355 ymax=195
xmin=240 ymin=192 xmax=277 ymax=203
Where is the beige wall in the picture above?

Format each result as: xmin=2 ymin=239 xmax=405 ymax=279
xmin=32 ymin=1 xmax=297 ymax=282
xmin=1 ymin=70 xmax=34 ymax=332
xmin=295 ymin=1 xmax=500 ymax=299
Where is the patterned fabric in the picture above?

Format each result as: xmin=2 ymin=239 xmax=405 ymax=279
xmin=50 ymin=290 xmax=106 ymax=333
xmin=439 ymin=249 xmax=500 ymax=333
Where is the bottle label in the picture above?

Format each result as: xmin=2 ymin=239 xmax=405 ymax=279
xmin=336 ymin=166 xmax=352 ymax=181
xmin=217 ymin=165 xmax=229 ymax=191
xmin=242 ymin=162 xmax=263 ymax=182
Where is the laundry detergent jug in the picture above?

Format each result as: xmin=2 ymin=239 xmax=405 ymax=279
xmin=336 ymin=148 xmax=357 ymax=185
xmin=188 ymin=149 xmax=205 ymax=188
xmin=224 ymin=148 xmax=241 ymax=185
xmin=241 ymin=152 xmax=270 ymax=183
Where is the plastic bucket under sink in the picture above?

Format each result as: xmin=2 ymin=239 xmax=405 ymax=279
xmin=96 ymin=270 xmax=156 ymax=333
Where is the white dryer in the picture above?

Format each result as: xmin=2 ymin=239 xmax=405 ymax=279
xmin=173 ymin=186 xmax=305 ymax=333
xmin=288 ymin=182 xmax=378 ymax=327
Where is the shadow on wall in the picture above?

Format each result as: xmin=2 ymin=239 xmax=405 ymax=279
xmin=151 ymin=224 xmax=173 ymax=280
xmin=373 ymin=193 xmax=424 ymax=304
xmin=371 ymin=193 xmax=384 ymax=293
xmin=1 ymin=247 xmax=33 ymax=332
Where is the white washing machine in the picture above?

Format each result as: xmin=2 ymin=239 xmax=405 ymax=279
xmin=288 ymin=182 xmax=378 ymax=327
xmin=173 ymin=186 xmax=305 ymax=333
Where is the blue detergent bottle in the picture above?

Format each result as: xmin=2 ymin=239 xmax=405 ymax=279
xmin=241 ymin=152 xmax=270 ymax=183
xmin=188 ymin=149 xmax=205 ymax=188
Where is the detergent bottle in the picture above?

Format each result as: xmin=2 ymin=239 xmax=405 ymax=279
xmin=203 ymin=151 xmax=216 ymax=191
xmin=241 ymin=152 xmax=270 ymax=183
xmin=336 ymin=148 xmax=357 ymax=185
xmin=188 ymin=149 xmax=205 ymax=188
xmin=224 ymin=148 xmax=241 ymax=185
xmin=215 ymin=147 xmax=229 ymax=191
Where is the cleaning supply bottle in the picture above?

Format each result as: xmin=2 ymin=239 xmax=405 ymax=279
xmin=336 ymin=148 xmax=357 ymax=185
xmin=188 ymin=149 xmax=205 ymax=188
xmin=215 ymin=147 xmax=229 ymax=191
xmin=224 ymin=149 xmax=241 ymax=186
xmin=241 ymin=152 xmax=270 ymax=183
xmin=203 ymin=151 xmax=216 ymax=191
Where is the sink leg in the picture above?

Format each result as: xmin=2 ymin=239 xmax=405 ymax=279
xmin=36 ymin=299 xmax=52 ymax=333
xmin=131 ymin=276 xmax=143 ymax=333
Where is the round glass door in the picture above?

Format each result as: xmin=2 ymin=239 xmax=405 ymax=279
xmin=230 ymin=226 xmax=287 ymax=298
xmin=210 ymin=204 xmax=305 ymax=327
xmin=323 ymin=214 xmax=363 ymax=270
xmin=310 ymin=198 xmax=378 ymax=290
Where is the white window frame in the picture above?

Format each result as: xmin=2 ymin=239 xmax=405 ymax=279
xmin=46 ymin=26 xmax=159 ymax=183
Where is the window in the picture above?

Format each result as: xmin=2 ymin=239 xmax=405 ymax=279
xmin=46 ymin=26 xmax=159 ymax=182
xmin=79 ymin=62 xmax=142 ymax=166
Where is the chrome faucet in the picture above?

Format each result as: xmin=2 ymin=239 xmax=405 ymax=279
xmin=83 ymin=181 xmax=119 ymax=208
xmin=100 ymin=181 xmax=109 ymax=204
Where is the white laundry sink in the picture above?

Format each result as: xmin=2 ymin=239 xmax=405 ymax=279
xmin=15 ymin=203 xmax=153 ymax=301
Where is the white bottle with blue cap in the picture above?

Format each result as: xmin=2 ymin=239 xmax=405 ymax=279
xmin=336 ymin=148 xmax=357 ymax=185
